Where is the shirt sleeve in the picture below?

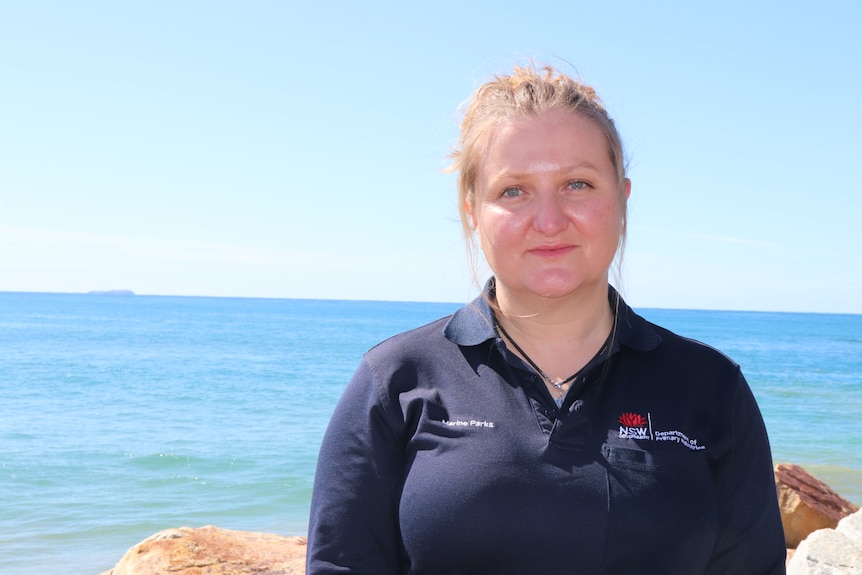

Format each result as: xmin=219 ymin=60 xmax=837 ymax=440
xmin=306 ymin=359 xmax=406 ymax=575
xmin=705 ymin=370 xmax=787 ymax=574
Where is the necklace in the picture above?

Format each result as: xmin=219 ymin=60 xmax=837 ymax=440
xmin=496 ymin=321 xmax=578 ymax=397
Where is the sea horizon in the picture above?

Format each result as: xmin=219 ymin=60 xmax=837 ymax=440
xmin=2 ymin=288 xmax=860 ymax=317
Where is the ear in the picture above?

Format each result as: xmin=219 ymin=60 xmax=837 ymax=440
xmin=624 ymin=178 xmax=632 ymax=200
xmin=465 ymin=199 xmax=478 ymax=230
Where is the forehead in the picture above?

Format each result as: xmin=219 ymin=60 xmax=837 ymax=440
xmin=479 ymin=110 xmax=612 ymax=176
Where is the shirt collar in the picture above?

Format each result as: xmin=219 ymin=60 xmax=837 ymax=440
xmin=443 ymin=278 xmax=661 ymax=353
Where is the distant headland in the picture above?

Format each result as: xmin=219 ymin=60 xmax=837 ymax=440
xmin=86 ymin=289 xmax=136 ymax=296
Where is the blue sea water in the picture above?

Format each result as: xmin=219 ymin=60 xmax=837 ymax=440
xmin=1 ymin=292 xmax=860 ymax=575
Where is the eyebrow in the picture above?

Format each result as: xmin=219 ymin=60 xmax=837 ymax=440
xmin=492 ymin=161 xmax=602 ymax=179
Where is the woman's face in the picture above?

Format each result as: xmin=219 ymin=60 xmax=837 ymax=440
xmin=470 ymin=109 xmax=629 ymax=303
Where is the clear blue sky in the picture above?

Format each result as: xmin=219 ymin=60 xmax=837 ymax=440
xmin=2 ymin=1 xmax=860 ymax=313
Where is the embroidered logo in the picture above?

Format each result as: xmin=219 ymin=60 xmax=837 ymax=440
xmin=654 ymin=429 xmax=704 ymax=450
xmin=442 ymin=419 xmax=495 ymax=428
xmin=617 ymin=411 xmax=706 ymax=451
xmin=618 ymin=412 xmax=651 ymax=440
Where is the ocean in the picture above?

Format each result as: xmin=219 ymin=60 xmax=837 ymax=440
xmin=1 ymin=292 xmax=860 ymax=575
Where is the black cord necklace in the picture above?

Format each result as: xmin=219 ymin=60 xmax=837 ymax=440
xmin=495 ymin=321 xmax=579 ymax=393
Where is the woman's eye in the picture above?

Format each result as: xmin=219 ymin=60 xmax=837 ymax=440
xmin=567 ymin=181 xmax=588 ymax=191
xmin=501 ymin=187 xmax=523 ymax=198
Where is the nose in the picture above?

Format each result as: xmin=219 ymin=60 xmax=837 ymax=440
xmin=531 ymin=192 xmax=568 ymax=235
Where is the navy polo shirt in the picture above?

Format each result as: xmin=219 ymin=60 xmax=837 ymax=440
xmin=307 ymin=287 xmax=786 ymax=575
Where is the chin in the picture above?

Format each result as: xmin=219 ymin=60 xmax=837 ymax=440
xmin=527 ymin=275 xmax=606 ymax=300
xmin=527 ymin=281 xmax=582 ymax=300
xmin=535 ymin=288 xmax=581 ymax=300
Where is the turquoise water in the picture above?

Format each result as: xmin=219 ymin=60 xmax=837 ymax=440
xmin=1 ymin=293 xmax=860 ymax=575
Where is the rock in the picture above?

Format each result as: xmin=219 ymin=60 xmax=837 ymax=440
xmin=786 ymin=509 xmax=862 ymax=574
xmin=99 ymin=525 xmax=307 ymax=575
xmin=775 ymin=463 xmax=860 ymax=548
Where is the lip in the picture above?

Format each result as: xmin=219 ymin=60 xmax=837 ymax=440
xmin=528 ymin=245 xmax=576 ymax=258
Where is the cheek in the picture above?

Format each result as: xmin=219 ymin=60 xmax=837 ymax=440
xmin=475 ymin=221 xmax=495 ymax=254
xmin=575 ymin=200 xmax=624 ymax=236
xmin=474 ymin=209 xmax=518 ymax=253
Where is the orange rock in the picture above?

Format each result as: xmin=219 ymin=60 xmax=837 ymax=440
xmin=775 ymin=463 xmax=860 ymax=548
xmin=100 ymin=525 xmax=307 ymax=575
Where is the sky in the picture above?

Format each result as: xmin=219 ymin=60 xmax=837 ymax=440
xmin=1 ymin=1 xmax=860 ymax=313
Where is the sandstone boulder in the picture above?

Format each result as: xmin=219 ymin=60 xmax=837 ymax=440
xmin=99 ymin=525 xmax=307 ymax=575
xmin=775 ymin=463 xmax=860 ymax=548
xmin=786 ymin=508 xmax=862 ymax=575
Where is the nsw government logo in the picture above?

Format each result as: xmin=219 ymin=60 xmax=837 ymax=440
xmin=617 ymin=412 xmax=706 ymax=451
xmin=618 ymin=412 xmax=652 ymax=440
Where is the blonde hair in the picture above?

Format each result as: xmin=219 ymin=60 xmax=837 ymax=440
xmin=448 ymin=65 xmax=629 ymax=280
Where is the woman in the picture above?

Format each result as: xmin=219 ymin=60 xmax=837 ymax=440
xmin=306 ymin=66 xmax=786 ymax=574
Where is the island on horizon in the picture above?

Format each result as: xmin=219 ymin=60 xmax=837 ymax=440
xmin=86 ymin=289 xmax=136 ymax=296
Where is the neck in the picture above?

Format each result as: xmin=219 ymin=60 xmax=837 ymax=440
xmin=495 ymin=280 xmax=612 ymax=339
xmin=493 ymin=280 xmax=614 ymax=382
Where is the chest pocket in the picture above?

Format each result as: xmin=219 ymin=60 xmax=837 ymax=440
xmin=601 ymin=445 xmax=717 ymax=575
